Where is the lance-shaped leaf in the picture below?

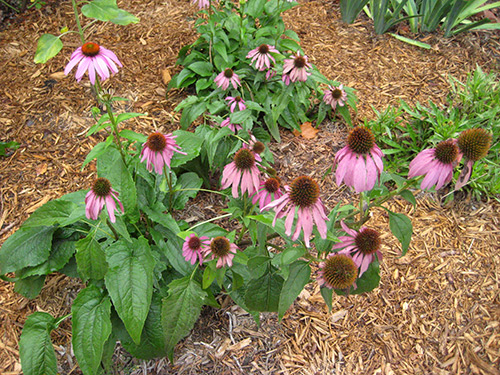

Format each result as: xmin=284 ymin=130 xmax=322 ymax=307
xmin=105 ymin=237 xmax=155 ymax=344
xmin=245 ymin=269 xmax=284 ymax=312
xmin=72 ymin=285 xmax=112 ymax=375
xmin=278 ymin=260 xmax=311 ymax=320
xmin=75 ymin=230 xmax=108 ymax=282
xmin=81 ymin=0 xmax=139 ymax=25
xmin=19 ymin=312 xmax=57 ymax=375
xmin=387 ymin=209 xmax=413 ymax=255
xmin=161 ymin=276 xmax=206 ymax=362
xmin=34 ymin=34 xmax=63 ymax=64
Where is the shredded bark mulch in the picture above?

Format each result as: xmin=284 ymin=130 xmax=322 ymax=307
xmin=1 ymin=0 xmax=499 ymax=374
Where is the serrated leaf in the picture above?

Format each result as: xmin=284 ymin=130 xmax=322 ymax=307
xmin=17 ymin=239 xmax=76 ymax=278
xmin=0 ymin=226 xmax=57 ymax=274
xmin=387 ymin=210 xmax=413 ymax=255
xmin=278 ymin=260 xmax=310 ymax=320
xmin=161 ymin=277 xmax=206 ymax=362
xmin=72 ymin=285 xmax=112 ymax=375
xmin=170 ymin=130 xmax=204 ymax=167
xmin=105 ymin=237 xmax=155 ymax=345
xmin=14 ymin=275 xmax=46 ymax=299
xmin=19 ymin=312 xmax=57 ymax=375
xmin=245 ymin=270 xmax=284 ymax=312
xmin=170 ymin=172 xmax=203 ymax=210
xmin=75 ymin=231 xmax=108 ymax=282
xmin=22 ymin=200 xmax=78 ymax=228
xmin=34 ymin=34 xmax=63 ymax=64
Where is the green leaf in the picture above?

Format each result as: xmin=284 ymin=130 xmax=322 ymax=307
xmin=161 ymin=277 xmax=207 ymax=362
xmin=229 ymin=109 xmax=252 ymax=124
xmin=81 ymin=0 xmax=138 ymax=24
xmin=0 ymin=140 xmax=20 ymax=156
xmin=72 ymin=285 xmax=112 ymax=375
xmin=188 ymin=61 xmax=213 ymax=77
xmin=278 ymin=261 xmax=310 ymax=320
xmin=399 ymin=189 xmax=416 ymax=207
xmin=75 ymin=230 xmax=108 ymax=282
xmin=105 ymin=237 xmax=155 ymax=345
xmin=179 ymin=101 xmax=207 ymax=129
xmin=389 ymin=33 xmax=431 ymax=49
xmin=149 ymin=225 xmax=194 ymax=276
xmin=278 ymin=38 xmax=300 ymax=52
xmin=335 ymin=261 xmax=381 ymax=295
xmin=387 ymin=210 xmax=413 ymax=255
xmin=34 ymin=34 xmax=63 ymax=64
xmin=82 ymin=137 xmax=114 ymax=169
xmin=245 ymin=270 xmax=284 ymax=312
xmin=0 ymin=226 xmax=57 ymax=274
xmin=108 ymin=8 xmax=140 ymax=25
xmin=115 ymin=112 xmax=144 ymax=125
xmin=320 ymin=286 xmax=333 ymax=311
xmin=17 ymin=239 xmax=76 ymax=278
xmin=22 ymin=200 xmax=78 ymax=228
xmin=119 ymin=129 xmax=147 ymax=143
xmin=171 ymin=172 xmax=203 ymax=210
xmin=14 ymin=275 xmax=46 ymax=299
xmin=19 ymin=312 xmax=57 ymax=375
xmin=170 ymin=130 xmax=204 ymax=168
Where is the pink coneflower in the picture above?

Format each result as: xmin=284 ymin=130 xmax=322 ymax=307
xmin=64 ymin=42 xmax=122 ymax=85
xmin=141 ymin=132 xmax=187 ymax=174
xmin=252 ymin=177 xmax=284 ymax=210
xmin=85 ymin=177 xmax=124 ymax=223
xmin=264 ymin=176 xmax=329 ymax=248
xmin=323 ymin=84 xmax=347 ymax=110
xmin=202 ymin=236 xmax=239 ymax=268
xmin=246 ymin=44 xmax=279 ymax=71
xmin=192 ymin=0 xmax=209 ymax=9
xmin=266 ymin=68 xmax=276 ymax=80
xmin=247 ymin=134 xmax=265 ymax=162
xmin=317 ymin=253 xmax=358 ymax=290
xmin=282 ymin=51 xmax=311 ymax=83
xmin=214 ymin=68 xmax=241 ymax=90
xmin=221 ymin=147 xmax=261 ymax=198
xmin=282 ymin=73 xmax=291 ymax=86
xmin=220 ymin=118 xmax=242 ymax=133
xmin=226 ymin=96 xmax=246 ymax=112
xmin=455 ymin=128 xmax=492 ymax=190
xmin=182 ymin=233 xmax=210 ymax=265
xmin=408 ymin=139 xmax=460 ymax=190
xmin=334 ymin=126 xmax=384 ymax=193
xmin=333 ymin=221 xmax=382 ymax=278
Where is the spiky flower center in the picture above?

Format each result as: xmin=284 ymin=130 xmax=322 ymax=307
xmin=264 ymin=177 xmax=280 ymax=193
xmin=235 ymin=96 xmax=242 ymax=102
xmin=258 ymin=44 xmax=269 ymax=54
xmin=224 ymin=68 xmax=234 ymax=78
xmin=146 ymin=132 xmax=166 ymax=152
xmin=294 ymin=56 xmax=306 ymax=68
xmin=252 ymin=141 xmax=265 ymax=154
xmin=82 ymin=42 xmax=100 ymax=57
xmin=355 ymin=228 xmax=381 ymax=255
xmin=210 ymin=237 xmax=230 ymax=257
xmin=289 ymin=176 xmax=319 ymax=208
xmin=347 ymin=126 xmax=375 ymax=155
xmin=322 ymin=254 xmax=358 ymax=290
xmin=188 ymin=235 xmax=201 ymax=250
xmin=92 ymin=177 xmax=111 ymax=197
xmin=331 ymin=88 xmax=342 ymax=99
xmin=457 ymin=128 xmax=491 ymax=161
xmin=434 ymin=139 xmax=459 ymax=165
xmin=234 ymin=148 xmax=255 ymax=170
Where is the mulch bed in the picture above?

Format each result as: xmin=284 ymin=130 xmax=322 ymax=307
xmin=1 ymin=0 xmax=499 ymax=374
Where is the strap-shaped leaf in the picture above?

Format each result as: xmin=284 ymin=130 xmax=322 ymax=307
xmin=19 ymin=312 xmax=57 ymax=375
xmin=161 ymin=277 xmax=206 ymax=362
xmin=72 ymin=285 xmax=112 ymax=375
xmin=105 ymin=237 xmax=155 ymax=344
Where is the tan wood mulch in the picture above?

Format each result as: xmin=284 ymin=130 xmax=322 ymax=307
xmin=1 ymin=0 xmax=499 ymax=373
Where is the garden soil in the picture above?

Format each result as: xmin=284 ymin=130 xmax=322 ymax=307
xmin=0 ymin=0 xmax=499 ymax=374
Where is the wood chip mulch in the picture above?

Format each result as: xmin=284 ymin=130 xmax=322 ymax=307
xmin=1 ymin=0 xmax=499 ymax=374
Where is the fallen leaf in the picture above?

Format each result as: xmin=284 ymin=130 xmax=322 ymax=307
xmin=36 ymin=163 xmax=48 ymax=176
xmin=49 ymin=71 xmax=66 ymax=80
xmin=161 ymin=68 xmax=171 ymax=85
xmin=293 ymin=122 xmax=319 ymax=139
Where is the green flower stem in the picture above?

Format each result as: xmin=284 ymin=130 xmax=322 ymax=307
xmin=106 ymin=218 xmax=119 ymax=240
xmin=242 ymin=81 xmax=255 ymax=102
xmin=188 ymin=213 xmax=233 ymax=231
xmin=104 ymin=100 xmax=128 ymax=166
xmin=173 ymin=188 xmax=229 ymax=197
xmin=164 ymin=164 xmax=174 ymax=212
xmin=236 ymin=225 xmax=248 ymax=244
xmin=71 ymin=0 xmax=85 ymax=44
xmin=190 ymin=263 xmax=199 ymax=280
xmin=54 ymin=313 xmax=72 ymax=328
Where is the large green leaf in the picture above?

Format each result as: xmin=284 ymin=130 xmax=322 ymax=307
xmin=34 ymin=34 xmax=63 ymax=64
xmin=17 ymin=239 xmax=76 ymax=278
xmin=387 ymin=210 xmax=413 ymax=255
xmin=0 ymin=226 xmax=57 ymax=274
xmin=75 ymin=230 xmax=108 ymax=282
xmin=81 ymin=0 xmax=139 ymax=25
xmin=19 ymin=312 xmax=57 ymax=375
xmin=22 ymin=200 xmax=78 ymax=228
xmin=278 ymin=261 xmax=311 ymax=320
xmin=170 ymin=172 xmax=203 ymax=210
xmin=72 ymin=285 xmax=112 ymax=375
xmin=245 ymin=269 xmax=284 ymax=312
xmin=14 ymin=275 xmax=46 ymax=299
xmin=161 ymin=277 xmax=206 ymax=362
xmin=105 ymin=237 xmax=155 ymax=344
xmin=170 ymin=130 xmax=204 ymax=167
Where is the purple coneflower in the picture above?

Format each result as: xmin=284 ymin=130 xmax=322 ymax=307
xmin=192 ymin=0 xmax=209 ymax=9
xmin=85 ymin=177 xmax=124 ymax=223
xmin=220 ymin=118 xmax=242 ymax=133
xmin=202 ymin=236 xmax=239 ymax=268
xmin=334 ymin=126 xmax=384 ymax=193
xmin=408 ymin=139 xmax=460 ymax=190
xmin=221 ymin=147 xmax=261 ymax=198
xmin=266 ymin=68 xmax=276 ymax=80
xmin=282 ymin=73 xmax=291 ymax=86
xmin=333 ymin=221 xmax=382 ymax=278
xmin=317 ymin=253 xmax=358 ymax=290
xmin=141 ymin=132 xmax=186 ymax=174
xmin=64 ymin=42 xmax=122 ymax=85
xmin=252 ymin=177 xmax=284 ymax=210
xmin=246 ymin=44 xmax=279 ymax=71
xmin=214 ymin=68 xmax=241 ymax=90
xmin=182 ymin=233 xmax=210 ymax=265
xmin=323 ymin=84 xmax=347 ymax=110
xmin=455 ymin=128 xmax=492 ymax=190
xmin=264 ymin=176 xmax=329 ymax=248
xmin=282 ymin=51 xmax=311 ymax=83
xmin=226 ymin=96 xmax=246 ymax=113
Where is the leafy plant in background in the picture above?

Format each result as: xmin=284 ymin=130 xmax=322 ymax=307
xmin=0 ymin=140 xmax=20 ymax=157
xmin=168 ymin=0 xmax=357 ymax=143
xmin=364 ymin=0 xmax=418 ymax=34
